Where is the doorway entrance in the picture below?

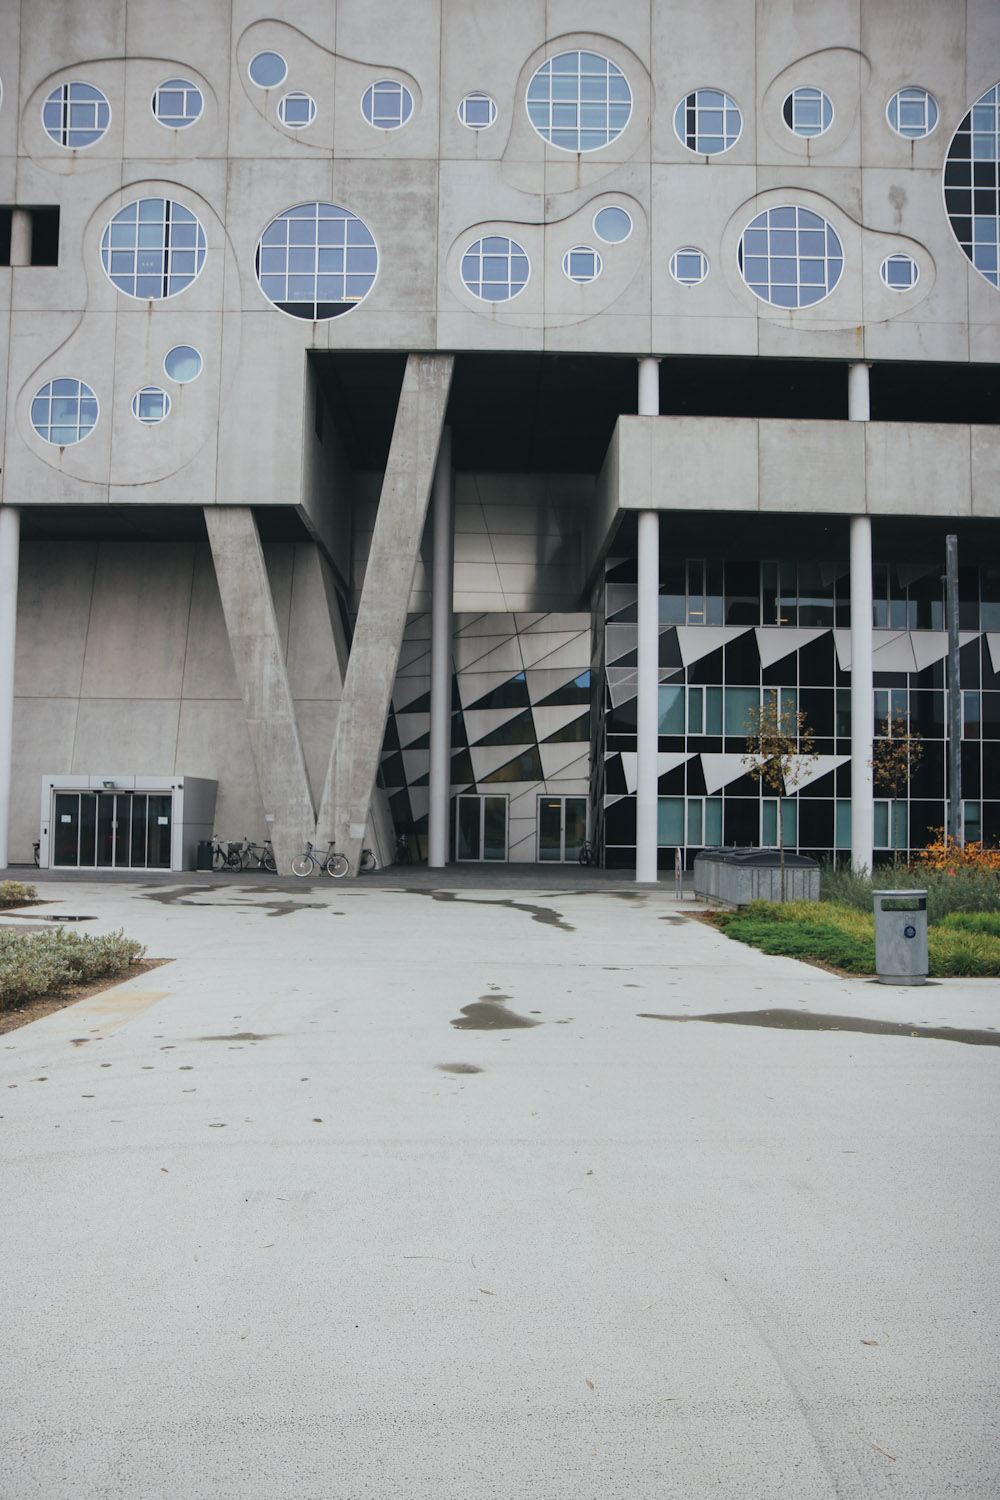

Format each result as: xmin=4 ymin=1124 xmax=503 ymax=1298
xmin=537 ymin=795 xmax=588 ymax=861
xmin=52 ymin=790 xmax=173 ymax=869
xmin=455 ymin=794 xmax=508 ymax=861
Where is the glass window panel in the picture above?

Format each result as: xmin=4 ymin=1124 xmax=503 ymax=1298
xmin=705 ymin=798 xmax=723 ymax=846
xmin=658 ymin=685 xmax=685 ymax=735
xmin=657 ymin=797 xmax=684 ymax=846
xmin=725 ymin=687 xmax=759 ymax=735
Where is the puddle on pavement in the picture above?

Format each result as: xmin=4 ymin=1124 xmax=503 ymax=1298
xmin=436 ymin=1062 xmax=484 ymax=1074
xmin=195 ymin=1032 xmax=278 ymax=1042
xmin=451 ymin=997 xmax=541 ymax=1030
xmin=140 ymin=887 xmax=324 ymax=917
xmin=638 ymin=1009 xmax=1000 ymax=1047
xmin=407 ymin=890 xmax=574 ymax=932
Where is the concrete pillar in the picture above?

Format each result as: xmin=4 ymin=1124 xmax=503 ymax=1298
xmin=0 ymin=507 xmax=20 ymax=869
xmin=635 ymin=357 xmax=661 ymax=883
xmin=9 ymin=210 xmax=31 ymax=267
xmin=849 ymin=362 xmax=874 ymax=873
xmin=428 ymin=426 xmax=453 ymax=868
xmin=205 ymin=506 xmax=315 ymax=871
xmin=321 ymin=353 xmax=454 ymax=874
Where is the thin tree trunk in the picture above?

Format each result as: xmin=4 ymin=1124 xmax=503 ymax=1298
xmin=779 ymin=795 xmax=786 ymax=902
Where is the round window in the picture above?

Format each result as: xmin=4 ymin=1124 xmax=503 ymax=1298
xmin=101 ymin=199 xmax=206 ymax=300
xmin=132 ymin=386 xmax=171 ymax=425
xmin=362 ymin=80 xmax=413 ymax=129
xmin=164 ymin=346 xmax=203 ymax=383
xmin=152 ymin=78 xmax=203 ymax=129
xmin=461 ymin=236 xmax=530 ymax=300
xmin=563 ymin=246 xmax=602 ymax=283
xmin=739 ymin=205 xmax=843 ymax=308
xmin=256 ymin=202 xmax=378 ymax=319
xmin=593 ymin=206 xmax=632 ymax=244
xmin=42 ymin=82 xmax=111 ymax=148
xmin=458 ymin=93 xmax=497 ymax=130
xmin=782 ymin=87 xmax=834 ymax=137
xmin=248 ymin=52 xmax=287 ymax=88
xmin=31 ymin=378 xmax=99 ymax=444
xmin=526 ymin=51 xmax=631 ymax=152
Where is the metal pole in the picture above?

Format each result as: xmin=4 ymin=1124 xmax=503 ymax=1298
xmin=0 ymin=506 xmax=20 ymax=869
xmin=848 ymin=363 xmax=873 ymax=874
xmin=946 ymin=533 xmax=962 ymax=847
xmin=635 ymin=358 xmax=660 ymax=884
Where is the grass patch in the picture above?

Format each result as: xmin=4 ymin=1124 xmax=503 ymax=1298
xmin=0 ymin=928 xmax=146 ymax=1012
xmin=712 ymin=900 xmax=1000 ymax=978
xmin=820 ymin=861 xmax=1000 ymax=922
xmin=0 ymin=880 xmax=38 ymax=909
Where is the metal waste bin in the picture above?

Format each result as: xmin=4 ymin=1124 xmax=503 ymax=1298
xmin=195 ymin=838 xmax=214 ymax=872
xmin=693 ymin=847 xmax=820 ymax=907
xmin=873 ymin=889 xmax=928 ymax=985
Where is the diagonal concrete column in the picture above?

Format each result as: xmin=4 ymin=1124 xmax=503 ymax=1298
xmin=319 ymin=353 xmax=454 ymax=874
xmin=205 ymin=506 xmax=315 ymax=871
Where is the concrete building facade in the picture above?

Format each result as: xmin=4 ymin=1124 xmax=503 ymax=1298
xmin=1 ymin=0 xmax=998 ymax=875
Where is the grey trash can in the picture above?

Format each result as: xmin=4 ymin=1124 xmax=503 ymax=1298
xmin=872 ymin=889 xmax=928 ymax=985
xmin=195 ymin=839 xmax=214 ymax=872
xmin=693 ymin=847 xmax=820 ymax=907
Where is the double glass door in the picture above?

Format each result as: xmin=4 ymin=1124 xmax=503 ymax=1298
xmin=52 ymin=791 xmax=173 ymax=869
xmin=537 ymin=796 xmax=587 ymax=861
xmin=455 ymin=795 xmax=508 ymax=861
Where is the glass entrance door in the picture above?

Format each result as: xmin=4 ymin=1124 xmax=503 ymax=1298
xmin=455 ymin=795 xmax=508 ymax=861
xmin=537 ymin=796 xmax=588 ymax=861
xmin=51 ymin=791 xmax=172 ymax=869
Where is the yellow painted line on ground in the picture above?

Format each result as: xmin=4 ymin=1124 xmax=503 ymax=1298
xmin=49 ymin=989 xmax=173 ymax=1035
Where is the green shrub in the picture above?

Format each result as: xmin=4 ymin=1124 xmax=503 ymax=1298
xmin=714 ymin=899 xmax=1000 ymax=978
xmin=0 ymin=928 xmax=146 ymax=1011
xmin=819 ymin=861 xmax=1000 ymax=923
xmin=0 ymin=880 xmax=38 ymax=909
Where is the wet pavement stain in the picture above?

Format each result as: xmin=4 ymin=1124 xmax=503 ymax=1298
xmin=637 ymin=1009 xmax=1000 ymax=1047
xmin=195 ymin=1032 xmax=277 ymax=1042
xmin=140 ymin=888 xmax=324 ymax=918
xmin=69 ymin=1038 xmax=91 ymax=1046
xmin=436 ymin=1062 xmax=484 ymax=1074
xmin=451 ymin=998 xmax=541 ymax=1030
xmin=407 ymin=890 xmax=575 ymax=932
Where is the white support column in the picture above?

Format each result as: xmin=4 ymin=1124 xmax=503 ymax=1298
xmin=0 ymin=507 xmax=21 ymax=869
xmin=635 ymin=357 xmax=660 ymax=883
xmin=849 ymin=361 xmax=873 ymax=873
xmin=428 ymin=426 xmax=453 ymax=868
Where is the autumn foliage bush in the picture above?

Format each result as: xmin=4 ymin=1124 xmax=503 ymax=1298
xmin=914 ymin=830 xmax=1000 ymax=877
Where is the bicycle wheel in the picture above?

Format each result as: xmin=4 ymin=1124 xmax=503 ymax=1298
xmin=291 ymin=854 xmax=314 ymax=877
xmin=327 ymin=853 xmax=349 ymax=878
xmin=263 ymin=850 xmax=277 ymax=873
xmin=213 ymin=846 xmax=227 ymax=871
xmin=360 ymin=849 xmax=377 ymax=872
xmin=226 ymin=849 xmax=244 ymax=870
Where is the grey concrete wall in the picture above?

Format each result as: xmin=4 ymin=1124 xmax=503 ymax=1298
xmin=9 ymin=536 xmax=344 ymax=863
xmin=589 ymin=416 xmax=1000 ymax=569
xmin=1 ymin=0 xmax=998 ymax=513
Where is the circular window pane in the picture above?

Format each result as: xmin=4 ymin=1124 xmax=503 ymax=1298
xmin=881 ymin=253 xmax=919 ymax=290
xmin=944 ymin=83 xmax=999 ymax=287
xmin=887 ymin=87 xmax=938 ymax=139
xmin=563 ymin=245 xmax=602 ymax=283
xmin=782 ymin=87 xmax=833 ymax=137
xmin=674 ymin=89 xmax=741 ymax=154
xmin=164 ymin=345 xmax=203 ymax=383
xmin=132 ymin=386 xmax=171 ymax=425
xmin=31 ymin=378 xmax=99 ymax=444
xmin=256 ymin=202 xmax=378 ymax=319
xmin=458 ymin=92 xmax=497 ymax=130
xmin=526 ymin=51 xmax=632 ymax=152
xmin=461 ymin=236 xmax=529 ymax=300
xmin=739 ymin=205 xmax=844 ymax=308
xmin=152 ymin=78 xmax=203 ymax=129
xmin=278 ymin=91 xmax=316 ymax=128
xmin=42 ymin=82 xmax=111 ymax=148
xmin=362 ymin=80 xmax=413 ymax=129
xmin=593 ymin=206 xmax=632 ymax=244
xmin=248 ymin=52 xmax=287 ymax=88
xmin=101 ymin=199 xmax=206 ymax=299
xmin=670 ymin=247 xmax=709 ymax=285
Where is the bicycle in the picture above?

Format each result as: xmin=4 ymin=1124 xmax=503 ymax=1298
xmin=241 ymin=837 xmax=277 ymax=873
xmin=211 ymin=835 xmax=243 ymax=871
xmin=578 ymin=839 xmax=595 ymax=867
xmin=33 ymin=840 xmax=40 ymax=868
xmin=394 ymin=833 xmax=412 ymax=864
xmin=358 ymin=847 xmax=377 ymax=873
xmin=291 ymin=840 xmax=349 ymax=878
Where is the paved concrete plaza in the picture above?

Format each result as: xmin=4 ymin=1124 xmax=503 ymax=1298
xmin=1 ymin=874 xmax=998 ymax=1499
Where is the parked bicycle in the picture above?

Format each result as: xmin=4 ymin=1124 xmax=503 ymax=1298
xmin=394 ymin=833 xmax=412 ymax=864
xmin=291 ymin=840 xmax=349 ymax=878
xmin=240 ymin=837 xmax=277 ymax=873
xmin=578 ymin=839 xmax=595 ymax=867
xmin=33 ymin=840 xmax=40 ymax=868
xmin=358 ymin=847 xmax=377 ymax=873
xmin=211 ymin=835 xmax=244 ymax=871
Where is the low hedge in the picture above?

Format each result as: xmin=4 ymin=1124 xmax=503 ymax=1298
xmin=713 ymin=900 xmax=1000 ymax=978
xmin=0 ymin=880 xmax=38 ymax=909
xmin=0 ymin=928 xmax=146 ymax=1011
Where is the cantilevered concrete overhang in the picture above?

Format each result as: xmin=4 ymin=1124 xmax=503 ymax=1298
xmin=587 ymin=415 xmax=1000 ymax=585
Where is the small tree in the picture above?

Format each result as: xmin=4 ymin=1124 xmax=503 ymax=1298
xmin=871 ymin=711 xmax=923 ymax=865
xmin=742 ymin=696 xmax=818 ymax=901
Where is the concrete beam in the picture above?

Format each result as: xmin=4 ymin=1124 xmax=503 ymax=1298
xmin=319 ymin=353 xmax=454 ymax=874
xmin=205 ymin=507 xmax=315 ymax=871
xmin=0 ymin=507 xmax=19 ymax=869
